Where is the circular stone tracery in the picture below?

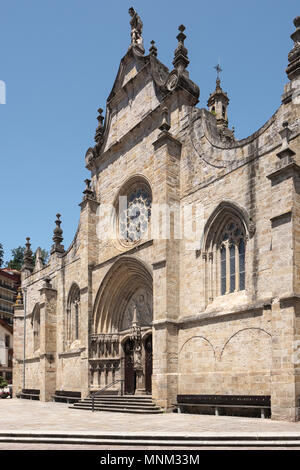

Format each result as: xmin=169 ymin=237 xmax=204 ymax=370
xmin=119 ymin=187 xmax=151 ymax=243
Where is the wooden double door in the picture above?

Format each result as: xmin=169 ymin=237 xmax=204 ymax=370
xmin=123 ymin=335 xmax=152 ymax=395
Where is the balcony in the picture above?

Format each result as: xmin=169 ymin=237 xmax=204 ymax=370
xmin=0 ymin=304 xmax=14 ymax=314
xmin=0 ymin=281 xmax=16 ymax=293
xmin=0 ymin=293 xmax=14 ymax=303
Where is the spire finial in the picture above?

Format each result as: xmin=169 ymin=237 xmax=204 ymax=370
xmin=286 ymin=16 xmax=300 ymax=81
xmin=173 ymin=24 xmax=189 ymax=75
xmin=22 ymin=237 xmax=34 ymax=272
xmin=94 ymin=108 xmax=104 ymax=144
xmin=149 ymin=40 xmax=157 ymax=57
xmin=51 ymin=213 xmax=64 ymax=254
xmin=128 ymin=7 xmax=144 ymax=53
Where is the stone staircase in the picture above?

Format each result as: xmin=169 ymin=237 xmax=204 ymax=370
xmin=69 ymin=394 xmax=163 ymax=414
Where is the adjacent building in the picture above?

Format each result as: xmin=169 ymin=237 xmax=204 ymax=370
xmin=0 ymin=268 xmax=20 ymax=326
xmin=0 ymin=319 xmax=13 ymax=383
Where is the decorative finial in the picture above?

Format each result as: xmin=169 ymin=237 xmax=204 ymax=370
xmin=43 ymin=276 xmax=52 ymax=289
xmin=276 ymin=120 xmax=295 ymax=159
xmin=159 ymin=107 xmax=171 ymax=132
xmin=14 ymin=287 xmax=23 ymax=306
xmin=286 ymin=16 xmax=300 ymax=81
xmin=94 ymin=108 xmax=104 ymax=144
xmin=51 ymin=214 xmax=64 ymax=254
xmin=22 ymin=237 xmax=34 ymax=272
xmin=128 ymin=7 xmax=144 ymax=53
xmin=82 ymin=178 xmax=95 ymax=201
xmin=173 ymin=24 xmax=189 ymax=75
xmin=279 ymin=121 xmax=292 ymax=148
xmin=149 ymin=40 xmax=157 ymax=57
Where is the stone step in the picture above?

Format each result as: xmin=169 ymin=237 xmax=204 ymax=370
xmin=72 ymin=402 xmax=161 ymax=411
xmin=70 ymin=405 xmax=163 ymax=414
xmin=69 ymin=393 xmax=162 ymax=414
xmin=83 ymin=398 xmax=154 ymax=404
xmin=89 ymin=394 xmax=152 ymax=400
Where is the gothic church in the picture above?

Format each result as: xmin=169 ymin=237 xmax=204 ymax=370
xmin=13 ymin=11 xmax=300 ymax=421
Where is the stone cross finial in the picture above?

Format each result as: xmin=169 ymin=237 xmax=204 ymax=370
xmin=129 ymin=7 xmax=144 ymax=52
xmin=51 ymin=213 xmax=65 ymax=254
xmin=173 ymin=24 xmax=189 ymax=75
xmin=214 ymin=63 xmax=223 ymax=79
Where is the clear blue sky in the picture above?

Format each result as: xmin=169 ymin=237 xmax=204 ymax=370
xmin=0 ymin=0 xmax=298 ymax=264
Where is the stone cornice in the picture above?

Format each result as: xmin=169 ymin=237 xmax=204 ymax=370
xmin=267 ymin=161 xmax=300 ymax=181
xmin=58 ymin=348 xmax=85 ymax=359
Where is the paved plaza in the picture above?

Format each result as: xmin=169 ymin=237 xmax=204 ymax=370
xmin=1 ymin=399 xmax=300 ymax=434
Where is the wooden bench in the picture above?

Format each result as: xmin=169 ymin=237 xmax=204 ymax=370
xmin=175 ymin=395 xmax=271 ymax=419
xmin=16 ymin=389 xmax=40 ymax=400
xmin=52 ymin=391 xmax=81 ymax=404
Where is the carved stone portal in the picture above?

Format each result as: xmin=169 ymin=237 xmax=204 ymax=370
xmin=120 ymin=287 xmax=152 ymax=331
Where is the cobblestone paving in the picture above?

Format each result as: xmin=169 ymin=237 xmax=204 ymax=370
xmin=1 ymin=399 xmax=300 ymax=434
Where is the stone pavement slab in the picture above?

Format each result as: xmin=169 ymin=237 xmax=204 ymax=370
xmin=1 ymin=399 xmax=300 ymax=435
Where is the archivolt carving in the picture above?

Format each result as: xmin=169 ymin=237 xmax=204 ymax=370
xmin=93 ymin=256 xmax=153 ymax=334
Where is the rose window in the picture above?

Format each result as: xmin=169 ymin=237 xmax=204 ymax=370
xmin=119 ymin=188 xmax=151 ymax=243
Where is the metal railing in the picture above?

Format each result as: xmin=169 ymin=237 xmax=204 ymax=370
xmin=91 ymin=379 xmax=124 ymax=412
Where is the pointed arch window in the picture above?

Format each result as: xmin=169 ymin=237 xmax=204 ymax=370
xmin=219 ymin=222 xmax=246 ymax=295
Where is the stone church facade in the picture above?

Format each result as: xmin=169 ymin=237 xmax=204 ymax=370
xmin=13 ymin=12 xmax=300 ymax=421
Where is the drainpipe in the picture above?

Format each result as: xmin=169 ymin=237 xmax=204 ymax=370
xmin=23 ymin=287 xmax=27 ymax=391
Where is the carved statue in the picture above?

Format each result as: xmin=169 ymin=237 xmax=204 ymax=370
xmin=128 ymin=7 xmax=144 ymax=50
xmin=130 ymin=303 xmax=143 ymax=371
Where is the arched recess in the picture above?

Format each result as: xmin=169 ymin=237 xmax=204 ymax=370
xmin=93 ymin=256 xmax=153 ymax=334
xmin=179 ymin=336 xmax=216 ymax=374
xmin=201 ymin=200 xmax=255 ymax=305
xmin=66 ymin=283 xmax=80 ymax=347
xmin=220 ymin=328 xmax=272 ymax=375
xmin=31 ymin=303 xmax=40 ymax=353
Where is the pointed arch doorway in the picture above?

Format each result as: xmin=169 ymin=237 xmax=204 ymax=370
xmin=144 ymin=334 xmax=152 ymax=394
xmin=123 ymin=338 xmax=135 ymax=394
xmin=92 ymin=257 xmax=153 ymax=396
